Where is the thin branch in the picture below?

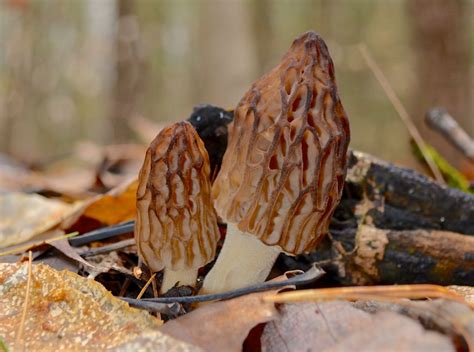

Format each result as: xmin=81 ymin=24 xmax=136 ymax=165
xmin=426 ymin=107 xmax=474 ymax=162
xmin=121 ymin=265 xmax=325 ymax=304
xmin=79 ymin=238 xmax=135 ymax=257
xmin=69 ymin=221 xmax=134 ymax=247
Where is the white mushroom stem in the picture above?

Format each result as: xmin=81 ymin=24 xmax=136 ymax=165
xmin=160 ymin=268 xmax=198 ymax=294
xmin=200 ymin=223 xmax=281 ymax=295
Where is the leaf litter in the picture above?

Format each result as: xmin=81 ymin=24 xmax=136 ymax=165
xmin=0 ymin=99 xmax=473 ymax=351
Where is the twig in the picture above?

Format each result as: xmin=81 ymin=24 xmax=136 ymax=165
xmin=121 ymin=265 xmax=324 ymax=304
xmin=79 ymin=238 xmax=135 ymax=257
xmin=16 ymin=251 xmax=33 ymax=350
xmin=69 ymin=221 xmax=134 ymax=247
xmin=119 ymin=278 xmax=131 ymax=297
xmin=426 ymin=107 xmax=474 ymax=162
xmin=121 ymin=298 xmax=183 ymax=317
xmin=358 ymin=44 xmax=445 ymax=184
xmin=137 ymin=273 xmax=156 ymax=299
xmin=151 ymin=275 xmax=158 ymax=298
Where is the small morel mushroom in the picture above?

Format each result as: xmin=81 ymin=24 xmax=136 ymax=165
xmin=200 ymin=31 xmax=351 ymax=294
xmin=135 ymin=121 xmax=220 ymax=293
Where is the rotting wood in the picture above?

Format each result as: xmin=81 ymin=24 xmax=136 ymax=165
xmin=288 ymin=226 xmax=474 ymax=286
xmin=342 ymin=150 xmax=474 ymax=234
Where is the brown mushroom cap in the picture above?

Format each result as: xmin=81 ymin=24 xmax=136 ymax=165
xmin=135 ymin=121 xmax=219 ymax=272
xmin=212 ymin=31 xmax=350 ymax=255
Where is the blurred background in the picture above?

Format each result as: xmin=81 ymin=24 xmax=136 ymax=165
xmin=0 ymin=0 xmax=473 ymax=175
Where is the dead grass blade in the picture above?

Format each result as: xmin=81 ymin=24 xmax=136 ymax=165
xmin=358 ymin=44 xmax=445 ymax=184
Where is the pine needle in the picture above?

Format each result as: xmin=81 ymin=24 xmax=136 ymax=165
xmin=263 ymin=284 xmax=467 ymax=305
xmin=15 ymin=251 xmax=33 ymax=351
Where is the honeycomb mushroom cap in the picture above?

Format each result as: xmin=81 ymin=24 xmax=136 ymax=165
xmin=135 ymin=121 xmax=219 ymax=272
xmin=212 ymin=31 xmax=350 ymax=255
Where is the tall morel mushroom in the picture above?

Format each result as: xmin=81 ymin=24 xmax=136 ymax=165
xmin=201 ymin=31 xmax=351 ymax=294
xmin=135 ymin=121 xmax=220 ymax=293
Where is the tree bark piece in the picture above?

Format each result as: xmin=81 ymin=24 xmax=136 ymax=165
xmin=304 ymin=225 xmax=474 ymax=286
xmin=343 ymin=151 xmax=474 ymax=234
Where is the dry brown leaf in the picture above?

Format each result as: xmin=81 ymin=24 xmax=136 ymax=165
xmin=160 ymin=290 xmax=279 ymax=352
xmin=49 ymin=238 xmax=94 ymax=268
xmin=84 ymin=251 xmax=133 ymax=278
xmin=0 ymin=229 xmax=66 ymax=257
xmin=0 ymin=192 xmax=82 ymax=249
xmin=261 ymin=302 xmax=454 ymax=352
xmin=0 ymin=262 xmax=166 ymax=350
xmin=353 ymin=299 xmax=474 ymax=349
xmin=82 ymin=178 xmax=138 ymax=225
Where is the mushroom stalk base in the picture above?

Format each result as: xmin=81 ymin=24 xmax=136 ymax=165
xmin=161 ymin=268 xmax=198 ymax=294
xmin=200 ymin=223 xmax=280 ymax=295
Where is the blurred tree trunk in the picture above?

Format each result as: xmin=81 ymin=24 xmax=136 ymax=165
xmin=111 ymin=0 xmax=143 ymax=142
xmin=408 ymin=0 xmax=472 ymax=167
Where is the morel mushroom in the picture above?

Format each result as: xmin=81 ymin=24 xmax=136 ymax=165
xmin=200 ymin=31 xmax=350 ymax=294
xmin=135 ymin=121 xmax=220 ymax=293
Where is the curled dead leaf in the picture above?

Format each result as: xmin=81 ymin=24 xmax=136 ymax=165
xmin=82 ymin=178 xmax=138 ymax=225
